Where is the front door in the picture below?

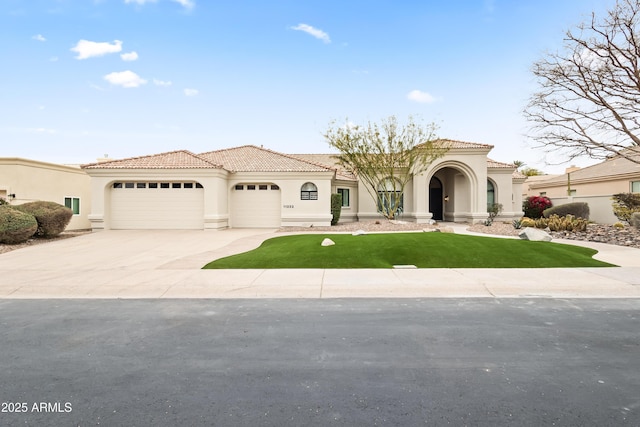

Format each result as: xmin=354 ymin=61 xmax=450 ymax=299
xmin=429 ymin=177 xmax=444 ymax=221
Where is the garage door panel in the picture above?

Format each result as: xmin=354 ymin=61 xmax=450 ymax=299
xmin=231 ymin=185 xmax=280 ymax=228
xmin=111 ymin=186 xmax=204 ymax=229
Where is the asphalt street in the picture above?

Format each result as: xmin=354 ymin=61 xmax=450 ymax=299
xmin=1 ymin=298 xmax=639 ymax=426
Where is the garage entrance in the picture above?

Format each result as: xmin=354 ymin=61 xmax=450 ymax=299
xmin=230 ymin=183 xmax=281 ymax=228
xmin=110 ymin=181 xmax=204 ymax=229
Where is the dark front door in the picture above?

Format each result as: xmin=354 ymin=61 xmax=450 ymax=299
xmin=429 ymin=187 xmax=443 ymax=220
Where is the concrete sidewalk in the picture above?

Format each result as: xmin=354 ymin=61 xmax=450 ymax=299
xmin=0 ymin=225 xmax=639 ymax=299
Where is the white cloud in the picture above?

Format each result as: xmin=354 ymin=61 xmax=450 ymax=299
xmin=104 ymin=70 xmax=147 ymax=88
xmin=71 ymin=39 xmax=123 ymax=60
xmin=124 ymin=0 xmax=194 ymax=9
xmin=407 ymin=89 xmax=436 ymax=104
xmin=172 ymin=0 xmax=194 ymax=9
xmin=124 ymin=0 xmax=157 ymax=4
xmin=120 ymin=51 xmax=139 ymax=61
xmin=184 ymin=88 xmax=199 ymax=96
xmin=290 ymin=23 xmax=331 ymax=44
xmin=32 ymin=34 xmax=46 ymax=42
xmin=153 ymin=79 xmax=172 ymax=87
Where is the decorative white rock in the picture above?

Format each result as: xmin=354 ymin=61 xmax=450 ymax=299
xmin=435 ymin=227 xmax=455 ymax=233
xmin=321 ymin=238 xmax=335 ymax=246
xmin=352 ymin=230 xmax=367 ymax=236
xmin=518 ymin=227 xmax=553 ymax=242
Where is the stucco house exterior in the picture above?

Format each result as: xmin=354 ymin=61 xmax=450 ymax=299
xmin=0 ymin=158 xmax=92 ymax=230
xmin=81 ymin=141 xmax=525 ymax=230
xmin=525 ymin=151 xmax=640 ymax=224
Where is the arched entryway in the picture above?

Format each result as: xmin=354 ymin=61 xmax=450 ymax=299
xmin=428 ymin=177 xmax=443 ymax=220
xmin=424 ymin=162 xmax=478 ymax=223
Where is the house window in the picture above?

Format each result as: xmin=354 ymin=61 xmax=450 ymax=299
xmin=539 ymin=192 xmax=547 ymax=196
xmin=113 ymin=182 xmax=123 ymax=188
xmin=125 ymin=182 xmax=134 ymax=189
xmin=337 ymin=188 xmax=350 ymax=207
xmin=632 ymin=181 xmax=640 ymax=193
xmin=487 ymin=180 xmax=495 ymax=210
xmin=247 ymin=185 xmax=256 ymax=190
xmin=184 ymin=182 xmax=194 ymax=189
xmin=64 ymin=197 xmax=80 ymax=215
xmin=195 ymin=183 xmax=203 ymax=189
xmin=271 ymin=185 xmax=280 ymax=190
xmin=161 ymin=183 xmax=170 ymax=189
xmin=235 ymin=185 xmax=244 ymax=190
xmin=137 ymin=183 xmax=146 ymax=189
xmin=149 ymin=183 xmax=158 ymax=189
xmin=172 ymin=183 xmax=181 ymax=189
xmin=301 ymin=182 xmax=318 ymax=200
xmin=259 ymin=184 xmax=268 ymax=190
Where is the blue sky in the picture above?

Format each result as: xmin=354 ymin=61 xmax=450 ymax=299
xmin=1 ymin=0 xmax=611 ymax=172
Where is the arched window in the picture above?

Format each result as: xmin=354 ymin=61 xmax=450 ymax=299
xmin=301 ymin=182 xmax=318 ymax=200
xmin=487 ymin=180 xmax=495 ymax=209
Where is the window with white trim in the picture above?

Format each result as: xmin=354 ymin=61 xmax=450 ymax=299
xmin=301 ymin=182 xmax=318 ymax=200
xmin=337 ymin=188 xmax=350 ymax=207
xmin=64 ymin=197 xmax=80 ymax=215
xmin=632 ymin=181 xmax=640 ymax=193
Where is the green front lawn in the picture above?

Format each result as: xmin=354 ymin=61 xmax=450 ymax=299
xmin=203 ymin=232 xmax=616 ymax=269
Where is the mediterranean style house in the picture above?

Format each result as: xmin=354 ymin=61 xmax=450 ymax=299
xmin=0 ymin=157 xmax=91 ymax=230
xmin=81 ymin=141 xmax=526 ymax=230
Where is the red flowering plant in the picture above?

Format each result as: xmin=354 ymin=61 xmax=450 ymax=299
xmin=523 ymin=196 xmax=552 ymax=218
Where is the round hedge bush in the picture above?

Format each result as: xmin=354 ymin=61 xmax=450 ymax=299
xmin=13 ymin=201 xmax=73 ymax=238
xmin=543 ymin=202 xmax=590 ymax=220
xmin=0 ymin=206 xmax=38 ymax=244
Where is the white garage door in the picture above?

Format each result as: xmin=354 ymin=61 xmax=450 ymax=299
xmin=110 ymin=181 xmax=204 ymax=229
xmin=231 ymin=183 xmax=281 ymax=228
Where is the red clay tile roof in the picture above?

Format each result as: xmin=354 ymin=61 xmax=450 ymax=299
xmin=432 ymin=139 xmax=494 ymax=150
xmin=289 ymin=153 xmax=356 ymax=180
xmin=199 ymin=145 xmax=336 ymax=173
xmin=487 ymin=158 xmax=516 ymax=168
xmin=82 ymin=150 xmax=221 ymax=169
xmin=528 ymin=150 xmax=640 ymax=187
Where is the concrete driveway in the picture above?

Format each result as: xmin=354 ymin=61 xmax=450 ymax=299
xmin=0 ymin=229 xmax=639 ymax=299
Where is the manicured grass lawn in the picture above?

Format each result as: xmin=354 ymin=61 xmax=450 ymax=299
xmin=203 ymin=233 xmax=616 ymax=269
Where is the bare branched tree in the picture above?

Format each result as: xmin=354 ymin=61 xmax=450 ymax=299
xmin=525 ymin=0 xmax=640 ymax=164
xmin=324 ymin=116 xmax=447 ymax=220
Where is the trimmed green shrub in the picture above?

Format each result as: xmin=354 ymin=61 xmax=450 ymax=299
xmin=631 ymin=212 xmax=640 ymax=229
xmin=331 ymin=193 xmax=342 ymax=226
xmin=523 ymin=196 xmax=552 ymax=219
xmin=543 ymin=202 xmax=590 ymax=220
xmin=14 ymin=201 xmax=73 ymax=238
xmin=0 ymin=206 xmax=38 ymax=244
xmin=612 ymin=193 xmax=640 ymax=223
xmin=0 ymin=198 xmax=8 ymax=206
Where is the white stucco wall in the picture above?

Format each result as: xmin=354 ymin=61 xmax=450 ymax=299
xmin=0 ymin=158 xmax=92 ymax=230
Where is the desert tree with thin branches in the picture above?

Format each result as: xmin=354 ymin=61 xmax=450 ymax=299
xmin=324 ymin=116 xmax=448 ymax=220
xmin=525 ymin=0 xmax=640 ymax=164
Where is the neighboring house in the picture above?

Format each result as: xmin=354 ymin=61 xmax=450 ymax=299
xmin=525 ymin=152 xmax=640 ymax=224
xmin=0 ymin=158 xmax=92 ymax=230
xmin=81 ymin=142 xmax=525 ymax=230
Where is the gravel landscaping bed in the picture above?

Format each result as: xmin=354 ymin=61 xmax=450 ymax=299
xmin=465 ymin=222 xmax=640 ymax=249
